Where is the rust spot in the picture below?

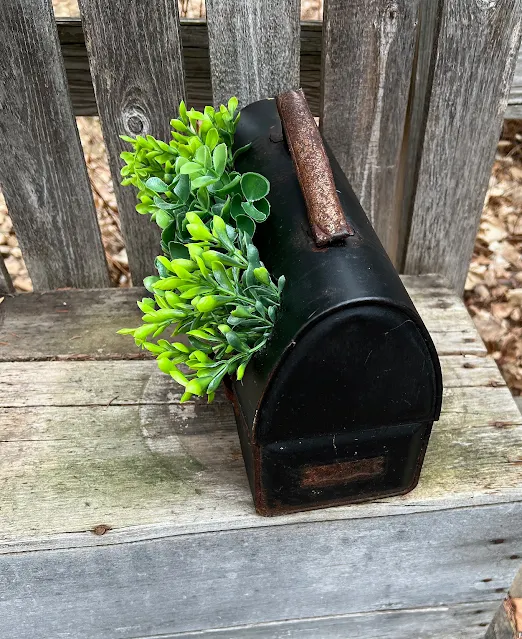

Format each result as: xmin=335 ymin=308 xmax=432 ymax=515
xmin=276 ymin=89 xmax=352 ymax=247
xmin=482 ymin=578 xmax=493 ymax=582
xmin=495 ymin=587 xmax=506 ymax=593
xmin=463 ymin=362 xmax=475 ymax=369
xmin=91 ymin=524 xmax=112 ymax=536
xmin=511 ymin=555 xmax=521 ymax=560
xmin=487 ymin=380 xmax=502 ymax=387
xmin=301 ymin=457 xmax=385 ymax=488
xmin=491 ymin=538 xmax=505 ymax=544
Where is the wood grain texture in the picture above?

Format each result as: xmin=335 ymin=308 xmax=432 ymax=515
xmin=505 ymin=45 xmax=522 ymax=118
xmin=205 ymin=0 xmax=301 ymax=107
xmin=57 ymin=18 xmax=522 ymax=122
xmin=0 ymin=276 xmax=487 ymax=361
xmin=0 ymin=0 xmax=108 ymax=291
xmin=399 ymin=0 xmax=442 ymax=271
xmin=77 ymin=0 xmax=186 ymax=284
xmin=76 ymin=601 xmax=499 ymax=639
xmin=0 ymin=260 xmax=14 ymax=295
xmin=404 ymin=0 xmax=522 ymax=292
xmin=1 ymin=278 xmax=520 ymax=636
xmin=0 ymin=287 xmax=149 ymax=361
xmin=321 ymin=0 xmax=419 ymax=265
xmin=0 ymin=499 xmax=519 ymax=638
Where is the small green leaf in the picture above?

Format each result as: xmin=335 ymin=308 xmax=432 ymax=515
xmin=145 ymin=177 xmax=170 ymax=193
xmin=235 ymin=214 xmax=255 ymax=237
xmin=225 ymin=331 xmax=249 ymax=353
xmin=227 ymin=96 xmax=238 ymax=116
xmin=241 ymin=172 xmax=270 ymax=201
xmin=278 ymin=275 xmax=286 ymax=293
xmin=241 ymin=201 xmax=268 ymax=222
xmin=195 ymin=145 xmax=211 ymax=169
xmin=205 ymin=127 xmax=219 ymax=151
xmin=168 ymin=242 xmax=190 ymax=260
xmin=253 ymin=267 xmax=270 ymax=286
xmin=191 ymin=175 xmax=218 ymax=189
xmin=143 ymin=275 xmax=160 ymax=292
xmin=174 ymin=174 xmax=190 ymax=202
xmin=212 ymin=143 xmax=227 ymax=176
xmin=179 ymin=162 xmax=204 ymax=176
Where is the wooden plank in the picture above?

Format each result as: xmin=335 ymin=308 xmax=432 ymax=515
xmin=0 ymin=357 xmax=514 ymax=408
xmin=0 ymin=357 xmax=521 ymax=542
xmin=0 ymin=276 xmax=487 ymax=362
xmin=321 ymin=0 xmax=419 ymax=265
xmin=0 ymin=0 xmax=108 ymax=291
xmin=56 ymin=17 xmax=522 ymax=121
xmin=1 ymin=287 xmax=520 ymax=635
xmin=205 ymin=0 xmax=300 ymax=107
xmin=404 ymin=0 xmax=522 ymax=292
xmin=0 ymin=260 xmax=14 ymax=295
xmin=0 ymin=499 xmax=519 ymax=638
xmin=0 ymin=287 xmax=149 ymax=362
xmin=77 ymin=0 xmax=186 ymax=284
xmin=96 ymin=601 xmax=500 ymax=639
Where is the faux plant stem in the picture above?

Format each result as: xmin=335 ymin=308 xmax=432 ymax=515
xmin=117 ymin=98 xmax=284 ymax=402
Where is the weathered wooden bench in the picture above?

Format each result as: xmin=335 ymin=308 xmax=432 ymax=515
xmin=1 ymin=1 xmax=522 ymax=637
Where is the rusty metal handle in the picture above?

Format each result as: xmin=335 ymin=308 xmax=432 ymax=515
xmin=276 ymin=89 xmax=352 ymax=247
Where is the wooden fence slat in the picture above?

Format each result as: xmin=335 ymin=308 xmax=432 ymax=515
xmin=0 ymin=259 xmax=14 ymax=296
xmin=321 ymin=0 xmax=419 ymax=266
xmin=404 ymin=0 xmax=522 ymax=292
xmin=398 ymin=0 xmax=442 ymax=271
xmin=77 ymin=0 xmax=186 ymax=285
xmin=0 ymin=0 xmax=109 ymax=291
xmin=205 ymin=0 xmax=301 ymax=107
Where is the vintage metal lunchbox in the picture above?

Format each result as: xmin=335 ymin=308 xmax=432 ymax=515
xmin=227 ymin=90 xmax=442 ymax=516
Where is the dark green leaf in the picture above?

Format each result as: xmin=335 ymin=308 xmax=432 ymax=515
xmin=168 ymin=242 xmax=190 ymax=259
xmin=241 ymin=172 xmax=270 ymax=201
xmin=241 ymin=201 xmax=268 ymax=222
xmin=235 ymin=214 xmax=255 ymax=237
xmin=226 ymin=331 xmax=249 ymax=353
xmin=174 ymin=174 xmax=190 ymax=202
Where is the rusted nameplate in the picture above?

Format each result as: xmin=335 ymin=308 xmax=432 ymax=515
xmin=301 ymin=457 xmax=385 ymax=489
xmin=276 ymin=88 xmax=352 ymax=247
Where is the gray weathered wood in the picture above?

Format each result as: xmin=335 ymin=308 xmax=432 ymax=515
xmin=0 ymin=260 xmax=13 ymax=295
xmin=321 ymin=0 xmax=419 ymax=266
xmin=0 ymin=497 xmax=519 ymax=638
xmin=399 ymin=0 xmax=442 ymax=271
xmin=205 ymin=0 xmax=300 ymax=107
xmin=78 ymin=0 xmax=186 ymax=285
xmin=99 ymin=601 xmax=500 ymax=639
xmin=56 ymin=17 xmax=522 ymax=122
xmin=0 ymin=276 xmax=487 ymax=361
xmin=1 ymin=277 xmax=521 ymax=636
xmin=506 ymin=45 xmax=522 ymax=118
xmin=0 ymin=287 xmax=148 ymax=362
xmin=0 ymin=0 xmax=108 ymax=291
xmin=404 ymin=0 xmax=522 ymax=292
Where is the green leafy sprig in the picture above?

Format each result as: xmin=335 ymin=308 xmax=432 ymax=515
xmin=118 ymin=98 xmax=284 ymax=403
xmin=119 ymin=97 xmax=269 ymax=258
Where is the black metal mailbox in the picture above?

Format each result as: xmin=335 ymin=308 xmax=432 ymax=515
xmin=228 ymin=90 xmax=442 ymax=516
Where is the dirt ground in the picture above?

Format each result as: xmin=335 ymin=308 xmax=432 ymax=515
xmin=0 ymin=0 xmax=520 ymax=397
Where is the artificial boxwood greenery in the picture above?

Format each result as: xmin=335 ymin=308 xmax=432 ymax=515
xmin=118 ymin=98 xmax=284 ymax=402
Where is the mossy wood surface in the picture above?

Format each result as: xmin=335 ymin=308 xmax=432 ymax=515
xmin=0 ymin=276 xmax=521 ymax=637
